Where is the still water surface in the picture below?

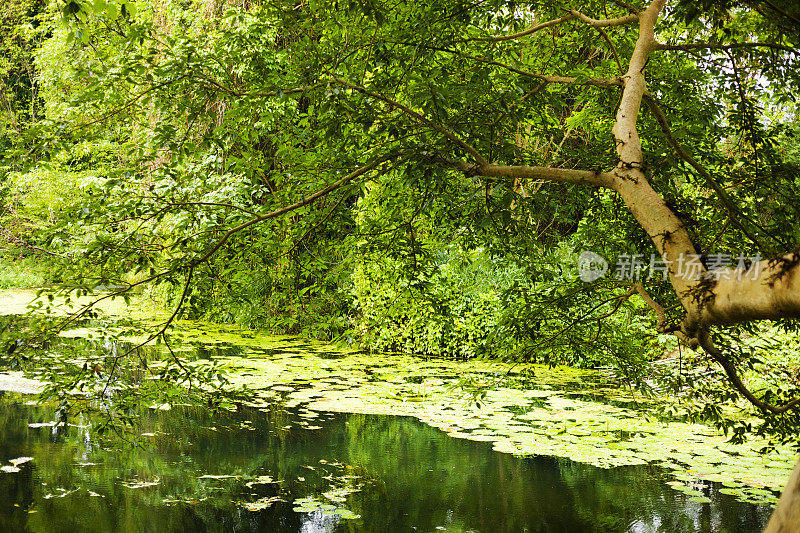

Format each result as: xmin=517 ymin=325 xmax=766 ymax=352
xmin=0 ymin=391 xmax=772 ymax=532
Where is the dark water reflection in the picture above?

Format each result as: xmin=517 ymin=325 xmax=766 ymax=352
xmin=0 ymin=392 xmax=772 ymax=533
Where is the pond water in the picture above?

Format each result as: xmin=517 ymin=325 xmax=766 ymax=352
xmin=0 ymin=291 xmax=784 ymax=531
xmin=0 ymin=392 xmax=773 ymax=533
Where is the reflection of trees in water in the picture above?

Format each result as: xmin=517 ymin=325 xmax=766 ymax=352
xmin=300 ymin=510 xmax=340 ymax=533
xmin=558 ymin=458 xmax=772 ymax=532
xmin=321 ymin=413 xmax=772 ymax=532
xmin=0 ymin=396 xmax=772 ymax=532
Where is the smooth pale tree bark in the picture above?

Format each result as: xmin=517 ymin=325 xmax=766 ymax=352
xmin=765 ymin=457 xmax=800 ymax=533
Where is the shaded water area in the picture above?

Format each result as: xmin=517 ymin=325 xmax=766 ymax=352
xmin=0 ymin=392 xmax=774 ymax=532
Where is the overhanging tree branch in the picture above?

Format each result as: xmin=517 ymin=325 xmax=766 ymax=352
xmin=642 ymin=94 xmax=780 ymax=254
xmin=194 ymin=74 xmax=315 ymax=99
xmin=467 ymin=13 xmax=577 ymax=42
xmin=77 ymin=74 xmax=191 ymax=128
xmin=761 ymin=0 xmax=800 ymax=26
xmin=568 ymin=9 xmax=640 ymax=28
xmin=0 ymin=224 xmax=64 ymax=257
xmin=594 ymin=26 xmax=625 ymax=73
xmin=468 ymin=9 xmax=639 ymax=42
xmin=654 ymin=41 xmax=797 ymax=53
xmin=698 ymin=329 xmax=800 ymax=414
xmin=189 ymin=152 xmax=402 ymax=268
xmin=448 ymin=160 xmax=615 ymax=188
xmin=397 ymin=42 xmax=624 ymax=88
xmin=328 ymin=75 xmax=489 ymax=166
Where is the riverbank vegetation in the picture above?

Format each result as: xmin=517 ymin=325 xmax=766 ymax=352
xmin=2 ymin=0 xmax=800 ymax=527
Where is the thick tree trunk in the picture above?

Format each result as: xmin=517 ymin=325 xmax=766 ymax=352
xmin=687 ymin=255 xmax=800 ymax=331
xmin=765 ymin=456 xmax=800 ymax=533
